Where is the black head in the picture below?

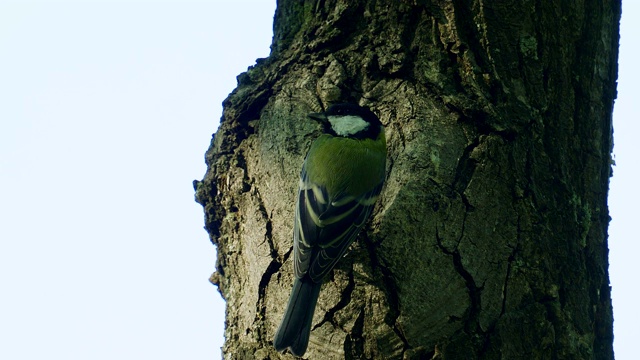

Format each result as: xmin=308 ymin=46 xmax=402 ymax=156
xmin=308 ymin=104 xmax=382 ymax=139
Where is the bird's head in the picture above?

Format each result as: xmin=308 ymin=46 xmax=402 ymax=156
xmin=308 ymin=104 xmax=383 ymax=140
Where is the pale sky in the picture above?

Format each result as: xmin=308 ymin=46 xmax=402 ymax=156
xmin=0 ymin=1 xmax=636 ymax=359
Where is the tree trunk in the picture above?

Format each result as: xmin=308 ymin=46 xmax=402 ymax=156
xmin=195 ymin=1 xmax=619 ymax=359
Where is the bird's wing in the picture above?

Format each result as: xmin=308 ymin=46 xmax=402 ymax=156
xmin=293 ymin=167 xmax=383 ymax=282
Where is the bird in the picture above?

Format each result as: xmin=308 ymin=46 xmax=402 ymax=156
xmin=273 ymin=103 xmax=387 ymax=356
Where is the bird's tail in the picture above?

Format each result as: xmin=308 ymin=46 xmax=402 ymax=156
xmin=273 ymin=276 xmax=322 ymax=356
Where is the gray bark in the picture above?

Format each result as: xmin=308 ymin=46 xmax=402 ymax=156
xmin=195 ymin=1 xmax=619 ymax=359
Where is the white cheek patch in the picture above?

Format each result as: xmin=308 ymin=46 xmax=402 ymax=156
xmin=327 ymin=115 xmax=370 ymax=136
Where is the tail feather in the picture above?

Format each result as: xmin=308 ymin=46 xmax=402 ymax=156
xmin=273 ymin=277 xmax=322 ymax=356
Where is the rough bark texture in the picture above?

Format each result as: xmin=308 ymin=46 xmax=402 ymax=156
xmin=195 ymin=1 xmax=619 ymax=359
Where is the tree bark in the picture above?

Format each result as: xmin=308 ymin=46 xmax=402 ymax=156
xmin=195 ymin=1 xmax=619 ymax=359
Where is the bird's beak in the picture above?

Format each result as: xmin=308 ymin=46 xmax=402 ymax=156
xmin=308 ymin=112 xmax=328 ymax=123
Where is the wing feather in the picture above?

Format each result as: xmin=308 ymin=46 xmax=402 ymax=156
xmin=293 ymin=165 xmax=383 ymax=282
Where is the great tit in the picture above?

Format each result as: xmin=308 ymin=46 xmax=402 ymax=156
xmin=273 ymin=104 xmax=387 ymax=356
